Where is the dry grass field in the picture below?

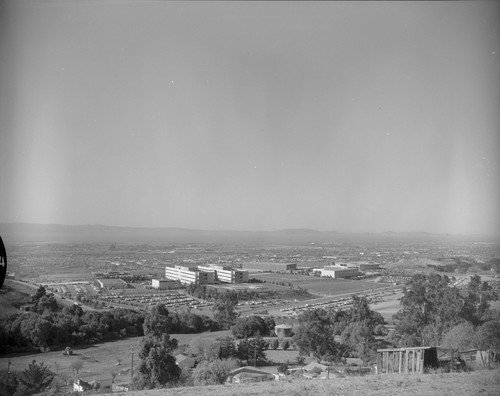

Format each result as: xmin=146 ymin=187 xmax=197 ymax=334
xmin=251 ymin=274 xmax=389 ymax=296
xmin=3 ymin=333 xmax=499 ymax=396
xmin=103 ymin=369 xmax=500 ymax=396
xmin=0 ymin=331 xmax=303 ymax=380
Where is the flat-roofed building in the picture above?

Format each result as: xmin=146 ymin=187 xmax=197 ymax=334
xmin=314 ymin=266 xmax=359 ymax=279
xmin=164 ymin=265 xmax=215 ymax=285
xmin=242 ymin=262 xmax=297 ymax=272
xmin=359 ymin=263 xmax=381 ymax=271
xmin=198 ymin=265 xmax=249 ymax=283
xmin=152 ymin=278 xmax=177 ymax=290
xmin=97 ymin=278 xmax=128 ymax=289
xmin=336 ymin=261 xmax=381 ymax=271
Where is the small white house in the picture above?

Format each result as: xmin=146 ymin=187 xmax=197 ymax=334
xmin=74 ymin=375 xmax=112 ymax=393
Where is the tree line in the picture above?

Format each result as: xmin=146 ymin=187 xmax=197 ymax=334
xmin=0 ymin=286 xmax=219 ymax=354
xmin=395 ymin=273 xmax=500 ymax=350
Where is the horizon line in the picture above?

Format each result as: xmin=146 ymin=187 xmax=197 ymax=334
xmin=0 ymin=221 xmax=496 ymax=238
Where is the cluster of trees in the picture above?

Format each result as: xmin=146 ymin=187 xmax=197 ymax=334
xmin=132 ymin=305 xmax=181 ymax=390
xmin=231 ymin=315 xmax=276 ymax=338
xmin=395 ymin=274 xmax=499 ymax=349
xmin=132 ymin=297 xmax=273 ymax=390
xmin=0 ymin=286 xmax=221 ymax=354
xmin=212 ymin=292 xmax=240 ymax=330
xmin=140 ymin=304 xmax=219 ymax=336
xmin=166 ymin=310 xmax=219 ymax=333
xmin=293 ymin=295 xmax=385 ymax=363
xmin=185 ymin=284 xmax=271 ymax=302
xmin=132 ymin=305 xmax=243 ymax=390
xmin=0 ymin=287 xmax=145 ymax=353
xmin=291 ymin=274 xmax=499 ymax=365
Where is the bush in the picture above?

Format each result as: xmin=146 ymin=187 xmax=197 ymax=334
xmin=192 ymin=359 xmax=236 ymax=386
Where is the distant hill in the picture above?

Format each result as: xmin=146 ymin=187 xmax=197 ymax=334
xmin=383 ymin=258 xmax=445 ymax=272
xmin=0 ymin=223 xmax=491 ymax=246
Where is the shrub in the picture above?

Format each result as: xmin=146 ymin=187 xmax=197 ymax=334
xmin=281 ymin=340 xmax=290 ymax=350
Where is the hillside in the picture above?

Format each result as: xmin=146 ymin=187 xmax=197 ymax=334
xmin=383 ymin=258 xmax=444 ymax=272
xmin=106 ymin=369 xmax=500 ymax=396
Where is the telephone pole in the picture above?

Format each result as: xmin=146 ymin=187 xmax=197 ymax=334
xmin=130 ymin=347 xmax=135 ymax=382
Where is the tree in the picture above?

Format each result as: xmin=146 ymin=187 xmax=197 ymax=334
xmin=133 ymin=305 xmax=180 ymax=389
xmin=143 ymin=304 xmax=173 ymax=339
xmin=441 ymin=322 xmax=476 ymax=350
xmin=281 ymin=339 xmax=290 ymax=350
xmin=461 ymin=275 xmax=496 ymax=325
xmin=212 ymin=292 xmax=239 ymax=329
xmin=250 ymin=334 xmax=268 ymax=366
xmin=18 ymin=360 xmax=54 ymax=394
xmin=396 ymin=274 xmax=463 ymax=346
xmin=192 ymin=359 xmax=236 ymax=385
xmin=474 ymin=320 xmax=500 ymax=351
xmin=237 ymin=335 xmax=267 ymax=366
xmin=217 ymin=336 xmax=238 ymax=359
xmin=293 ymin=308 xmax=341 ymax=362
xmin=277 ymin=362 xmax=288 ymax=374
xmin=30 ymin=317 xmax=53 ymax=349
xmin=340 ymin=321 xmax=374 ymax=362
xmin=32 ymin=286 xmax=47 ymax=302
xmin=37 ymin=295 xmax=59 ymax=314
xmin=231 ymin=316 xmax=268 ymax=339
xmin=71 ymin=359 xmax=84 ymax=375
xmin=133 ymin=334 xmax=180 ymax=390
xmin=189 ymin=336 xmax=220 ymax=361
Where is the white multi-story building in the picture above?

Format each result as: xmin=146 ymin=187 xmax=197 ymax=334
xmin=198 ymin=265 xmax=249 ymax=283
xmin=164 ymin=265 xmax=215 ymax=285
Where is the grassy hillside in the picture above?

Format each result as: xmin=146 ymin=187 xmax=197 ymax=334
xmin=2 ymin=333 xmax=499 ymax=396
xmin=104 ymin=369 xmax=500 ymax=396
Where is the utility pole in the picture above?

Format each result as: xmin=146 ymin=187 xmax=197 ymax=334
xmin=130 ymin=347 xmax=135 ymax=382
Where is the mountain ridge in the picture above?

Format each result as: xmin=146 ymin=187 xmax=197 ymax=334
xmin=0 ymin=222 xmax=493 ymax=245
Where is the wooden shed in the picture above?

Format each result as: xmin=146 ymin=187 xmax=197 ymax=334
xmin=376 ymin=347 xmax=438 ymax=374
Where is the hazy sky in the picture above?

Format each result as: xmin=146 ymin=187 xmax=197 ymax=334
xmin=1 ymin=1 xmax=499 ymax=235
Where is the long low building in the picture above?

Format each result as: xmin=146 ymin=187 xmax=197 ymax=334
xmin=335 ymin=261 xmax=381 ymax=270
xmin=165 ymin=264 xmax=248 ymax=285
xmin=313 ymin=266 xmax=359 ymax=279
xmin=242 ymin=262 xmax=297 ymax=272
xmin=165 ymin=265 xmax=215 ymax=285
xmin=97 ymin=278 xmax=128 ymax=289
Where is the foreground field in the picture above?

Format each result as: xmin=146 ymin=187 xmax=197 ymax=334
xmin=103 ymin=369 xmax=500 ymax=396
xmin=2 ymin=328 xmax=499 ymax=396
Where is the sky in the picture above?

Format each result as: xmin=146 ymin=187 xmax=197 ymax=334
xmin=0 ymin=1 xmax=499 ymax=236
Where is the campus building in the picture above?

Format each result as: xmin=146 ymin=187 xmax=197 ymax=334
xmin=151 ymin=278 xmax=178 ymax=290
xmin=198 ymin=265 xmax=249 ymax=283
xmin=241 ymin=262 xmax=297 ymax=272
xmin=335 ymin=261 xmax=380 ymax=270
xmin=314 ymin=266 xmax=359 ymax=279
xmin=96 ymin=278 xmax=128 ymax=289
xmin=164 ymin=265 xmax=215 ymax=285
